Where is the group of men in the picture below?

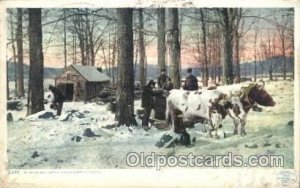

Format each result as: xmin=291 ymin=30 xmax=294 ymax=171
xmin=48 ymin=67 xmax=199 ymax=128
xmin=141 ymin=68 xmax=198 ymax=130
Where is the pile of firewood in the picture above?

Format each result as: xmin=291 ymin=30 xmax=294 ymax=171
xmin=97 ymin=87 xmax=117 ymax=103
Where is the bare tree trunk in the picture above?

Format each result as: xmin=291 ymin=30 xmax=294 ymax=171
xmin=167 ymin=8 xmax=181 ymax=89
xmin=7 ymin=59 xmax=9 ymax=100
xmin=16 ymin=8 xmax=25 ymax=97
xmin=112 ymin=27 xmax=117 ymax=85
xmin=269 ymin=66 xmax=273 ymax=81
xmin=85 ymin=9 xmax=91 ymax=66
xmin=86 ymin=10 xmax=95 ymax=66
xmin=108 ymin=30 xmax=111 ymax=77
xmin=72 ymin=34 xmax=77 ymax=64
xmin=138 ymin=9 xmax=146 ymax=86
xmin=6 ymin=45 xmax=10 ymax=99
xmin=213 ymin=53 xmax=217 ymax=84
xmin=267 ymin=33 xmax=273 ymax=81
xmin=217 ymin=33 xmax=222 ymax=83
xmin=101 ymin=45 xmax=108 ymax=72
xmin=116 ymin=8 xmax=136 ymax=126
xmin=134 ymin=30 xmax=139 ymax=81
xmin=221 ymin=8 xmax=235 ymax=85
xmin=208 ymin=41 xmax=213 ymax=83
xmin=200 ymin=9 xmax=208 ymax=87
xmin=234 ymin=29 xmax=240 ymax=83
xmin=223 ymin=29 xmax=234 ymax=84
xmin=144 ymin=48 xmax=148 ymax=80
xmin=90 ymin=38 xmax=95 ymax=66
xmin=157 ymin=8 xmax=166 ymax=71
xmin=178 ymin=9 xmax=184 ymax=78
xmin=27 ymin=8 xmax=44 ymax=115
xmin=259 ymin=50 xmax=264 ymax=80
xmin=79 ymin=31 xmax=86 ymax=65
xmin=72 ymin=11 xmax=86 ymax=65
xmin=9 ymin=12 xmax=18 ymax=97
xmin=281 ymin=32 xmax=286 ymax=80
xmin=63 ymin=9 xmax=67 ymax=68
xmin=254 ymin=30 xmax=258 ymax=82
xmin=234 ymin=8 xmax=242 ymax=83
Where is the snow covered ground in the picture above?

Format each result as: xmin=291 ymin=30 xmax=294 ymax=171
xmin=7 ymin=80 xmax=294 ymax=169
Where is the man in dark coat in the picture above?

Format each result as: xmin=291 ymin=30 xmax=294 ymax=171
xmin=163 ymin=77 xmax=174 ymax=91
xmin=183 ymin=68 xmax=199 ymax=91
xmin=155 ymin=72 xmax=173 ymax=120
xmin=157 ymin=69 xmax=170 ymax=89
xmin=49 ymin=85 xmax=65 ymax=116
xmin=142 ymin=80 xmax=163 ymax=130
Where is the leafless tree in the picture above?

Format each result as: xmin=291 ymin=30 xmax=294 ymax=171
xmin=253 ymin=27 xmax=258 ymax=82
xmin=199 ymin=9 xmax=209 ymax=86
xmin=69 ymin=9 xmax=112 ymax=66
xmin=273 ymin=9 xmax=292 ymax=80
xmin=63 ymin=9 xmax=67 ymax=68
xmin=27 ymin=8 xmax=44 ymax=115
xmin=219 ymin=8 xmax=236 ymax=85
xmin=157 ymin=8 xmax=166 ymax=71
xmin=16 ymin=8 xmax=25 ymax=97
xmin=167 ymin=8 xmax=181 ymax=88
xmin=7 ymin=10 xmax=18 ymax=97
xmin=138 ymin=9 xmax=146 ymax=86
xmin=115 ymin=8 xmax=136 ymax=126
xmin=111 ymin=24 xmax=117 ymax=85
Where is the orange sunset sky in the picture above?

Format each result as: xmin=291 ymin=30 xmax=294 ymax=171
xmin=6 ymin=8 xmax=294 ymax=70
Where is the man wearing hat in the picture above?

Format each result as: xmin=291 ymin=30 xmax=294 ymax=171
xmin=141 ymin=80 xmax=164 ymax=130
xmin=157 ymin=68 xmax=170 ymax=89
xmin=183 ymin=68 xmax=199 ymax=91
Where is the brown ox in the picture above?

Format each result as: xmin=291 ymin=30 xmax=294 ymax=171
xmin=218 ymin=81 xmax=276 ymax=135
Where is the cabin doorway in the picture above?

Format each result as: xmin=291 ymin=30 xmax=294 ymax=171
xmin=65 ymin=83 xmax=74 ymax=101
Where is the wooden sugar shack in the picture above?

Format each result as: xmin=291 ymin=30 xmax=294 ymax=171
xmin=55 ymin=64 xmax=111 ymax=101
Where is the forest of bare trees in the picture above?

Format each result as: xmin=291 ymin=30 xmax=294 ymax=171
xmin=6 ymin=8 xmax=294 ymax=123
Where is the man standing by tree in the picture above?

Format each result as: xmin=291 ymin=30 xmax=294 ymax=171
xmin=183 ymin=68 xmax=199 ymax=91
xmin=155 ymin=69 xmax=173 ymax=120
xmin=142 ymin=80 xmax=164 ymax=130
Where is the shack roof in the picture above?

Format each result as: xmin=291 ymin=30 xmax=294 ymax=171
xmin=71 ymin=64 xmax=110 ymax=82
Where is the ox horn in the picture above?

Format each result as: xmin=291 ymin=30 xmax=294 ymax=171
xmin=240 ymin=90 xmax=246 ymax=98
xmin=258 ymin=80 xmax=265 ymax=90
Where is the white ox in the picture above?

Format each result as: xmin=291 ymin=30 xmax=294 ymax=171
xmin=165 ymin=89 xmax=245 ymax=138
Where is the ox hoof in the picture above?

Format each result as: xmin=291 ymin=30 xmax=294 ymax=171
xmin=207 ymin=132 xmax=213 ymax=138
xmin=142 ymin=126 xmax=150 ymax=131
xmin=240 ymin=132 xmax=247 ymax=136
xmin=233 ymin=131 xmax=238 ymax=135
xmin=214 ymin=135 xmax=220 ymax=139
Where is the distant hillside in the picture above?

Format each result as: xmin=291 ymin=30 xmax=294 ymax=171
xmin=7 ymin=56 xmax=293 ymax=82
xmin=239 ymin=56 xmax=294 ymax=78
xmin=133 ymin=56 xmax=294 ymax=80
xmin=7 ymin=62 xmax=64 ymax=81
